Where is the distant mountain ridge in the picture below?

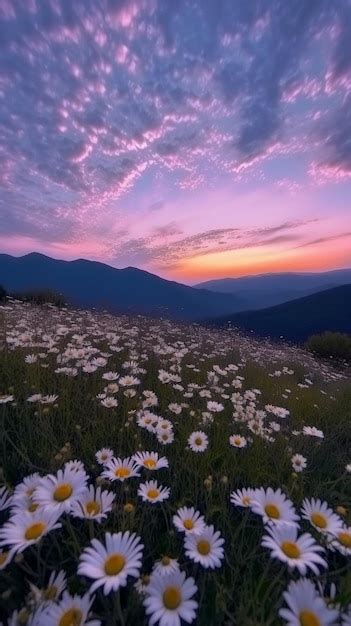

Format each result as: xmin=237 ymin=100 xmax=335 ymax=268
xmin=195 ymin=269 xmax=351 ymax=310
xmin=205 ymin=284 xmax=351 ymax=342
xmin=0 ymin=252 xmax=245 ymax=321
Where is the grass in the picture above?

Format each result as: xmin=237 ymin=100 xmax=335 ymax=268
xmin=0 ymin=302 xmax=351 ymax=625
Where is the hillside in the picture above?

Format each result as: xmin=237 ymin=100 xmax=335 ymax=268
xmin=195 ymin=269 xmax=351 ymax=310
xmin=0 ymin=252 xmax=244 ymax=321
xmin=205 ymin=284 xmax=351 ymax=342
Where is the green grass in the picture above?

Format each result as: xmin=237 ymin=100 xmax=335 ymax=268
xmin=0 ymin=303 xmax=351 ymax=625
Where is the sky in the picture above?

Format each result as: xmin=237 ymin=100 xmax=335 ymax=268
xmin=0 ymin=0 xmax=351 ymax=284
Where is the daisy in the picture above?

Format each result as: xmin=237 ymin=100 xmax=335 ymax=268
xmin=173 ymin=507 xmax=206 ymax=536
xmin=133 ymin=451 xmax=169 ymax=471
xmin=42 ymin=569 xmax=67 ymax=601
xmin=138 ymin=480 xmax=170 ymax=504
xmin=101 ymin=457 xmax=140 ymax=482
xmin=229 ymin=435 xmax=247 ymax=448
xmin=188 ymin=431 xmax=209 ymax=453
xmin=0 ymin=485 xmax=12 ymax=511
xmin=12 ymin=473 xmax=41 ymax=506
xmin=261 ymin=524 xmax=327 ymax=575
xmin=251 ymin=487 xmax=299 ymax=526
xmin=301 ymin=498 xmax=343 ymax=535
xmin=184 ymin=525 xmax=224 ymax=569
xmin=144 ymin=570 xmax=198 ymax=626
xmin=303 ymin=426 xmax=324 ymax=439
xmin=152 ymin=556 xmax=180 ymax=577
xmin=78 ymin=531 xmax=143 ymax=594
xmin=207 ymin=401 xmax=224 ymax=412
xmin=0 ymin=509 xmax=61 ymax=554
xmin=279 ymin=578 xmax=339 ymax=626
xmin=43 ymin=590 xmax=101 ymax=626
xmin=95 ymin=448 xmax=114 ymax=466
xmin=291 ymin=454 xmax=307 ymax=472
xmin=64 ymin=459 xmax=86 ymax=473
xmin=34 ymin=467 xmax=88 ymax=514
xmin=230 ymin=488 xmax=256 ymax=508
xmin=328 ymin=525 xmax=351 ymax=556
xmin=156 ymin=429 xmax=175 ymax=445
xmin=71 ymin=485 xmax=115 ymax=522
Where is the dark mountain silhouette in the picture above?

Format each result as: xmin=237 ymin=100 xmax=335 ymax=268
xmin=195 ymin=269 xmax=351 ymax=310
xmin=0 ymin=252 xmax=245 ymax=321
xmin=205 ymin=285 xmax=351 ymax=342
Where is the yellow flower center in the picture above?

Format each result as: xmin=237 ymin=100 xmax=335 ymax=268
xmin=115 ymin=467 xmax=131 ymax=478
xmin=264 ymin=503 xmax=281 ymax=519
xmin=242 ymin=496 xmax=251 ymax=506
xmin=183 ymin=519 xmax=194 ymax=530
xmin=54 ymin=483 xmax=73 ymax=502
xmin=123 ymin=503 xmax=135 ymax=513
xmin=101 ymin=453 xmax=108 ymax=460
xmin=197 ymin=540 xmax=211 ymax=555
xmin=234 ymin=437 xmax=242 ymax=445
xmin=0 ymin=552 xmax=9 ymax=566
xmin=104 ymin=553 xmax=126 ymax=576
xmin=59 ymin=608 xmax=83 ymax=626
xmin=299 ymin=610 xmax=321 ymax=626
xmin=163 ymin=586 xmax=182 ymax=610
xmin=161 ymin=556 xmax=171 ymax=566
xmin=311 ymin=512 xmax=327 ymax=529
xmin=147 ymin=489 xmax=159 ymax=499
xmin=44 ymin=585 xmax=58 ymax=600
xmin=194 ymin=438 xmax=203 ymax=446
xmin=161 ymin=434 xmax=168 ymax=441
xmin=85 ymin=501 xmax=101 ymax=516
xmin=281 ymin=541 xmax=301 ymax=559
xmin=27 ymin=501 xmax=39 ymax=513
xmin=25 ymin=522 xmax=46 ymax=541
xmin=337 ymin=531 xmax=351 ymax=548
xmin=144 ymin=458 xmax=157 ymax=469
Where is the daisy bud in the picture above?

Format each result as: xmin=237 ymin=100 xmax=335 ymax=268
xmin=54 ymin=453 xmax=63 ymax=461
xmin=42 ymin=407 xmax=50 ymax=415
xmin=124 ymin=502 xmax=135 ymax=514
xmin=336 ymin=505 xmax=347 ymax=516
xmin=221 ymin=476 xmax=228 ymax=484
xmin=204 ymin=478 xmax=212 ymax=490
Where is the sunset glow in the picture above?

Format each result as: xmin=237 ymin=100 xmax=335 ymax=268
xmin=0 ymin=1 xmax=350 ymax=282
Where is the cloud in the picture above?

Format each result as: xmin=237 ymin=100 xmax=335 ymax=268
xmin=0 ymin=0 xmax=350 ymax=262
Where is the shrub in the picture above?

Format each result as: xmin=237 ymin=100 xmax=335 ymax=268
xmin=306 ymin=331 xmax=351 ymax=361
xmin=16 ymin=289 xmax=66 ymax=307
xmin=0 ymin=284 xmax=7 ymax=301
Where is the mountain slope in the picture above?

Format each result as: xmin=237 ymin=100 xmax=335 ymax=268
xmin=205 ymin=285 xmax=351 ymax=342
xmin=0 ymin=253 xmax=244 ymax=321
xmin=195 ymin=269 xmax=351 ymax=310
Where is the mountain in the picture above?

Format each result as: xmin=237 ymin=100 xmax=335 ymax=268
xmin=195 ymin=269 xmax=351 ymax=310
xmin=0 ymin=253 xmax=244 ymax=321
xmin=205 ymin=285 xmax=351 ymax=342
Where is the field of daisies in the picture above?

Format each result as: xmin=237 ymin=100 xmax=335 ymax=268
xmin=0 ymin=301 xmax=350 ymax=626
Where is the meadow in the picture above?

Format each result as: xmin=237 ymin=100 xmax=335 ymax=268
xmin=0 ymin=300 xmax=350 ymax=626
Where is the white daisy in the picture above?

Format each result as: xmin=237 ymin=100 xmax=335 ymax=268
xmin=138 ymin=480 xmax=170 ymax=504
xmin=78 ymin=531 xmax=143 ymax=594
xmin=301 ymin=498 xmax=343 ymax=535
xmin=173 ymin=507 xmax=206 ymax=535
xmin=101 ymin=457 xmax=140 ymax=482
xmin=303 ymin=426 xmax=324 ymax=439
xmin=229 ymin=435 xmax=247 ymax=448
xmin=152 ymin=556 xmax=180 ymax=577
xmin=291 ymin=454 xmax=307 ymax=472
xmin=251 ymin=487 xmax=299 ymax=526
xmin=279 ymin=578 xmax=339 ymax=625
xmin=0 ymin=509 xmax=61 ymax=554
xmin=42 ymin=590 xmax=101 ymax=626
xmin=187 ymin=431 xmax=209 ymax=453
xmin=261 ymin=524 xmax=327 ymax=575
xmin=230 ymin=488 xmax=256 ymax=508
xmin=95 ymin=448 xmax=114 ymax=466
xmin=133 ymin=451 xmax=169 ymax=471
xmin=144 ymin=570 xmax=198 ymax=626
xmin=328 ymin=525 xmax=351 ymax=556
xmin=71 ymin=485 xmax=115 ymax=522
xmin=34 ymin=467 xmax=88 ymax=514
xmin=184 ymin=525 xmax=224 ymax=569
